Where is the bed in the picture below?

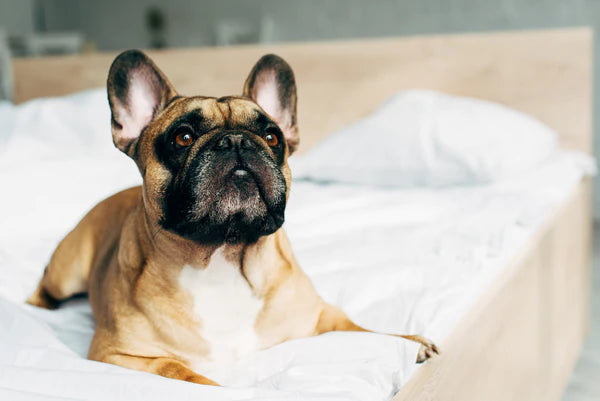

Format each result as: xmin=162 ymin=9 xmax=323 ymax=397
xmin=1 ymin=27 xmax=593 ymax=401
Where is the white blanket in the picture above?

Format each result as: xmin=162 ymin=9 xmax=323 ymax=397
xmin=0 ymin=91 xmax=595 ymax=400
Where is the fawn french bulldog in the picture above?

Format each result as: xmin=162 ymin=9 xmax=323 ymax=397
xmin=28 ymin=50 xmax=437 ymax=385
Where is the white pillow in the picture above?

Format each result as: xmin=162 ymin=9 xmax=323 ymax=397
xmin=291 ymin=90 xmax=558 ymax=187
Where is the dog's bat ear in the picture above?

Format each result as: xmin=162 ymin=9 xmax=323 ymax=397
xmin=243 ymin=54 xmax=299 ymax=154
xmin=107 ymin=50 xmax=177 ymax=156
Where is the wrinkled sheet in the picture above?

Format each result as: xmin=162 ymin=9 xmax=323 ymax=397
xmin=0 ymin=91 xmax=594 ymax=400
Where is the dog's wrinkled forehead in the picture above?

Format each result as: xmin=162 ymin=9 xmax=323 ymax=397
xmin=151 ymin=96 xmax=269 ymax=135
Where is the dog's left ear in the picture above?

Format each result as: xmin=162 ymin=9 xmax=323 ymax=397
xmin=243 ymin=54 xmax=299 ymax=154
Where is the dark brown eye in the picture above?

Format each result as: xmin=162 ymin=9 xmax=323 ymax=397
xmin=263 ymin=132 xmax=278 ymax=147
xmin=174 ymin=129 xmax=194 ymax=148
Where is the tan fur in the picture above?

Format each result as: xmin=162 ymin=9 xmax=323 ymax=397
xmin=27 ymin=65 xmax=436 ymax=386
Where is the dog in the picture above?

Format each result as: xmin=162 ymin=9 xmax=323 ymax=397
xmin=27 ymin=50 xmax=438 ymax=385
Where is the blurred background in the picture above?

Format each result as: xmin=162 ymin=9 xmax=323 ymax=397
xmin=0 ymin=1 xmax=598 ymax=400
xmin=1 ymin=1 xmax=599 ymax=53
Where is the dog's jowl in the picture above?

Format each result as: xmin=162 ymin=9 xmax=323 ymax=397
xmin=27 ymin=50 xmax=438 ymax=385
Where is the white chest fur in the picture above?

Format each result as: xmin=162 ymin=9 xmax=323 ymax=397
xmin=178 ymin=247 xmax=263 ymax=368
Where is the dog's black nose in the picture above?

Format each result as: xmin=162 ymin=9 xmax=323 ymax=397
xmin=214 ymin=134 xmax=255 ymax=151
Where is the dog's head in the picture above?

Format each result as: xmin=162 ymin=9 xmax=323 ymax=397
xmin=107 ymin=50 xmax=298 ymax=244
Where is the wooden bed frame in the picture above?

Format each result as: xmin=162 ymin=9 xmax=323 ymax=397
xmin=12 ymin=27 xmax=593 ymax=401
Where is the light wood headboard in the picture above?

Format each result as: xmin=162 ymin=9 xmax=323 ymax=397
xmin=12 ymin=27 xmax=592 ymax=154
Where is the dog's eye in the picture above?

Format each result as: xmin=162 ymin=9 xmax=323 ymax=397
xmin=263 ymin=132 xmax=278 ymax=147
xmin=173 ymin=128 xmax=194 ymax=148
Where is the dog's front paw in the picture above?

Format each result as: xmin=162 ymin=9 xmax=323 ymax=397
xmin=415 ymin=337 xmax=439 ymax=363
xmin=394 ymin=334 xmax=439 ymax=362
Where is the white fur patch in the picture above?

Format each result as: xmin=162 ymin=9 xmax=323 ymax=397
xmin=178 ymin=247 xmax=263 ymax=372
xmin=255 ymin=74 xmax=282 ymax=121
xmin=120 ymin=73 xmax=155 ymax=140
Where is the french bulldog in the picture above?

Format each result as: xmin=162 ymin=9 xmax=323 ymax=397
xmin=27 ymin=50 xmax=437 ymax=385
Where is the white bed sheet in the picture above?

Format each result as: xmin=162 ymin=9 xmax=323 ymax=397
xmin=0 ymin=91 xmax=595 ymax=400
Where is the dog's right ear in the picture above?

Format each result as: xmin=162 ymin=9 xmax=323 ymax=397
xmin=107 ymin=50 xmax=176 ymax=156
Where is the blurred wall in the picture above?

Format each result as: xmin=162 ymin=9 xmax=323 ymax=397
xmin=0 ymin=0 xmax=35 ymax=35
xmin=37 ymin=0 xmax=591 ymax=49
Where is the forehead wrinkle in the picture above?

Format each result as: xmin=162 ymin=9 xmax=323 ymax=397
xmin=225 ymin=98 xmax=266 ymax=129
xmin=150 ymin=97 xmax=207 ymax=133
xmin=217 ymin=100 xmax=231 ymax=127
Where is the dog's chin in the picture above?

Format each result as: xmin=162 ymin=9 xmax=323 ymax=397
xmin=164 ymin=183 xmax=286 ymax=244
xmin=160 ymin=159 xmax=288 ymax=244
xmin=170 ymin=209 xmax=284 ymax=244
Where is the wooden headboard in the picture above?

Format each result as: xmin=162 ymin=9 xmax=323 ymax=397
xmin=12 ymin=27 xmax=592 ymax=154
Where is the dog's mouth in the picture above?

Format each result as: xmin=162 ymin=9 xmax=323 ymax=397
xmin=217 ymin=163 xmax=266 ymax=205
xmin=160 ymin=157 xmax=287 ymax=244
xmin=228 ymin=166 xmax=258 ymax=191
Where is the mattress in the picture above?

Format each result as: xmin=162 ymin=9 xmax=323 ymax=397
xmin=0 ymin=91 xmax=594 ymax=401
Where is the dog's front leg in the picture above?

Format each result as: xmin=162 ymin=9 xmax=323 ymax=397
xmin=100 ymin=354 xmax=219 ymax=385
xmin=314 ymin=304 xmax=439 ymax=363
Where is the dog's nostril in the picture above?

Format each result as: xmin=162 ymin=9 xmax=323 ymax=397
xmin=215 ymin=134 xmax=255 ymax=151
xmin=215 ymin=136 xmax=233 ymax=150
xmin=241 ymin=138 xmax=254 ymax=150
